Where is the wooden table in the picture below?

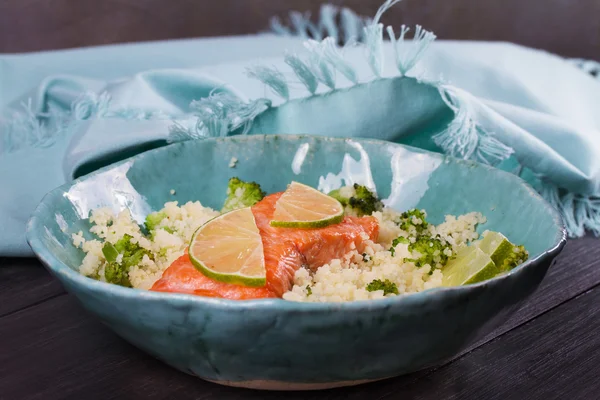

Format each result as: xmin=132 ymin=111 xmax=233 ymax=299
xmin=2 ymin=0 xmax=600 ymax=60
xmin=1 ymin=237 xmax=599 ymax=399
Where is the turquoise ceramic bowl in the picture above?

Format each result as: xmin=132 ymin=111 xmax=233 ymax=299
xmin=27 ymin=135 xmax=566 ymax=390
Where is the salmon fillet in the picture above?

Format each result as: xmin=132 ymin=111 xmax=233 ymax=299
xmin=149 ymin=253 xmax=277 ymax=299
xmin=150 ymin=192 xmax=379 ymax=299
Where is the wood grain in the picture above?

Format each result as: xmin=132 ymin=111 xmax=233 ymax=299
xmin=1 ymin=0 xmax=599 ymax=58
xmin=374 ymin=285 xmax=600 ymax=400
xmin=0 ymin=258 xmax=64 ymax=318
xmin=0 ymin=236 xmax=599 ymax=399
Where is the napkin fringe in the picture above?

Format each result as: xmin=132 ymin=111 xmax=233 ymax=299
xmin=433 ymin=86 xmax=515 ymax=166
xmin=1 ymin=91 xmax=175 ymax=155
xmin=540 ymin=182 xmax=600 ymax=237
xmin=251 ymin=4 xmax=435 ymax=97
xmin=569 ymin=58 xmax=600 ymax=79
xmin=305 ymin=38 xmax=359 ymax=84
xmin=387 ymin=25 xmax=437 ymax=76
xmin=2 ymin=99 xmax=71 ymax=153
xmin=169 ymin=91 xmax=271 ymax=140
xmin=270 ymin=4 xmax=367 ymax=45
xmin=246 ymin=66 xmax=290 ymax=99
xmin=246 ymin=38 xmax=363 ymax=96
xmin=283 ymin=53 xmax=319 ymax=94
xmin=363 ymin=0 xmax=405 ymax=77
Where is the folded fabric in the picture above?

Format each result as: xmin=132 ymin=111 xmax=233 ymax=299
xmin=2 ymin=1 xmax=600 ymax=256
xmin=0 ymin=35 xmax=306 ymax=256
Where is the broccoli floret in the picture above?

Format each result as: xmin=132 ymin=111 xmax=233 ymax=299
xmin=306 ymin=285 xmax=313 ymax=296
xmin=389 ymin=236 xmax=409 ymax=256
xmin=366 ymin=279 xmax=399 ymax=295
xmin=221 ymin=177 xmax=266 ymax=213
xmin=408 ymin=235 xmax=452 ymax=269
xmin=396 ymin=209 xmax=429 ymax=235
xmin=389 ymin=232 xmax=452 ymax=272
xmin=498 ymin=245 xmax=529 ymax=272
xmin=328 ymin=184 xmax=382 ymax=216
xmin=144 ymin=211 xmax=175 ymax=239
xmin=349 ymin=184 xmax=383 ymax=216
xmin=104 ymin=261 xmax=132 ymax=287
xmin=114 ymin=234 xmax=149 ymax=269
xmin=145 ymin=211 xmax=167 ymax=232
xmin=101 ymin=234 xmax=150 ymax=287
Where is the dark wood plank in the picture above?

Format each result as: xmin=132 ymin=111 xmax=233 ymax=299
xmin=1 ymin=0 xmax=599 ymax=59
xmin=0 ymin=294 xmax=232 ymax=400
xmin=373 ymin=284 xmax=600 ymax=400
xmin=0 ymin=258 xmax=65 ymax=318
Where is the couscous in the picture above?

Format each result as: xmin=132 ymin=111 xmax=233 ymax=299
xmin=73 ymin=179 xmax=528 ymax=301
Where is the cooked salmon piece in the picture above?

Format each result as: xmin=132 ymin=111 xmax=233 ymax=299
xmin=150 ymin=253 xmax=278 ymax=299
xmin=150 ymin=192 xmax=379 ymax=299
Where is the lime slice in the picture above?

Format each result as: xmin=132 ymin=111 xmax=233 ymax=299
xmin=476 ymin=231 xmax=514 ymax=265
xmin=476 ymin=231 xmax=526 ymax=273
xmin=442 ymin=246 xmax=499 ymax=286
xmin=270 ymin=182 xmax=344 ymax=228
xmin=189 ymin=207 xmax=266 ymax=287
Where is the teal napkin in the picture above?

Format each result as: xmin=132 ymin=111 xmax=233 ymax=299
xmin=2 ymin=2 xmax=600 ymax=256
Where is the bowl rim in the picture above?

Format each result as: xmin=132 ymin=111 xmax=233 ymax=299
xmin=26 ymin=134 xmax=567 ymax=312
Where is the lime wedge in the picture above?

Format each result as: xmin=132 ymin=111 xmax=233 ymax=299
xmin=477 ymin=231 xmax=528 ymax=273
xmin=270 ymin=182 xmax=344 ymax=228
xmin=442 ymin=246 xmax=499 ymax=286
xmin=189 ymin=207 xmax=266 ymax=287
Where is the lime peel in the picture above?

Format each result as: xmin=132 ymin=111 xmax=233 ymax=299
xmin=476 ymin=231 xmax=529 ymax=273
xmin=442 ymin=246 xmax=499 ymax=286
xmin=270 ymin=181 xmax=345 ymax=229
xmin=477 ymin=231 xmax=513 ymax=268
xmin=189 ymin=207 xmax=266 ymax=287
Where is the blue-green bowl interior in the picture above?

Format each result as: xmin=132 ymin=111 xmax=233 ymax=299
xmin=26 ymin=135 xmax=566 ymax=385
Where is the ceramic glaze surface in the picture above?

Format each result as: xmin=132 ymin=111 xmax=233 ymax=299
xmin=27 ymin=135 xmax=566 ymax=389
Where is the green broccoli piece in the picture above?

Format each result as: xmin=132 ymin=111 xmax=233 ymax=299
xmin=221 ymin=177 xmax=266 ymax=213
xmin=389 ymin=232 xmax=452 ymax=272
xmin=306 ymin=285 xmax=313 ymax=296
xmin=101 ymin=234 xmax=150 ymax=288
xmin=104 ymin=261 xmax=132 ymax=287
xmin=396 ymin=209 xmax=429 ymax=235
xmin=102 ymin=241 xmax=119 ymax=263
xmin=114 ymin=234 xmax=149 ymax=268
xmin=145 ymin=211 xmax=176 ymax=236
xmin=390 ymin=236 xmax=409 ymax=256
xmin=328 ymin=184 xmax=382 ymax=216
xmin=408 ymin=235 xmax=452 ymax=269
xmin=145 ymin=211 xmax=167 ymax=232
xmin=349 ymin=184 xmax=383 ymax=216
xmin=498 ymin=245 xmax=529 ymax=272
xmin=366 ymin=279 xmax=399 ymax=295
